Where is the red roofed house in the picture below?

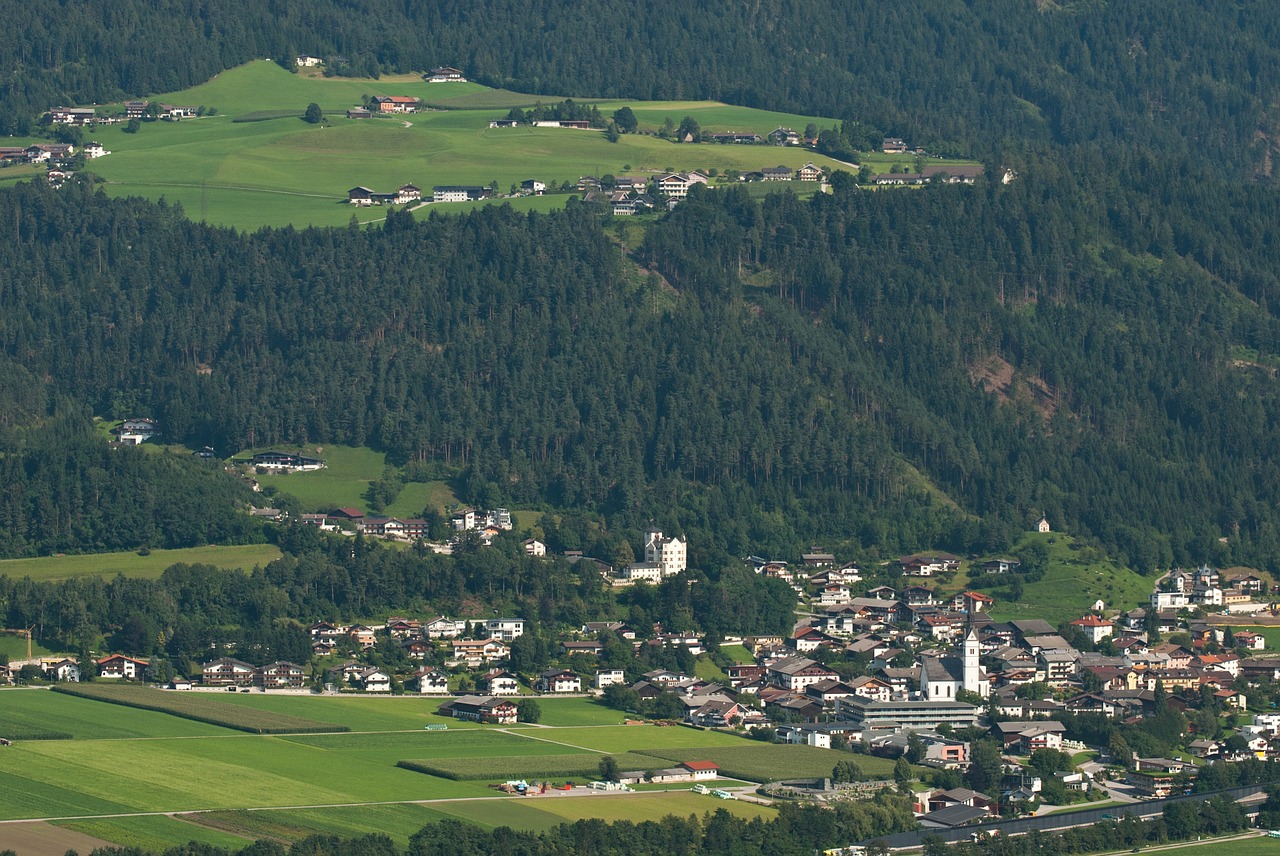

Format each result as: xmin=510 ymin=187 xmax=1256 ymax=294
xmin=681 ymin=760 xmax=720 ymax=779
xmin=373 ymin=96 xmax=419 ymax=113
xmin=1070 ymin=614 xmax=1115 ymax=644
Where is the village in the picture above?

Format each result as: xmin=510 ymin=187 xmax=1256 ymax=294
xmin=7 ymin=505 xmax=1280 ymax=835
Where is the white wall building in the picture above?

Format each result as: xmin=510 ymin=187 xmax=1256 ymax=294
xmin=645 ymin=528 xmax=687 ymax=577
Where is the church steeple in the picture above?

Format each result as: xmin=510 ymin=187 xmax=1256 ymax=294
xmin=963 ymin=624 xmax=981 ymax=694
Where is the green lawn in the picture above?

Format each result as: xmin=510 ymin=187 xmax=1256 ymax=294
xmin=52 ymin=684 xmax=347 ymax=734
xmin=533 ymin=698 xmax=634 ymax=727
xmin=0 ymin=635 xmax=60 ymax=660
xmin=718 ymin=645 xmax=756 ymax=664
xmin=1138 ymin=834 xmax=1278 ymax=854
xmin=0 ymin=544 xmax=282 ymax=582
xmin=73 ymin=62 xmax=975 ymax=231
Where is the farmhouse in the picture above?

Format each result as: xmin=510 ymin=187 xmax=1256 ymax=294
xmin=873 ymin=173 xmax=926 ymax=186
xmin=96 ymin=654 xmax=149 ymax=680
xmin=83 ymin=142 xmax=109 ymax=159
xmin=520 ymin=179 xmax=546 ymax=196
xmin=882 ymin=137 xmax=908 ymax=153
xmin=114 ymin=418 xmax=160 ymax=445
xmin=710 ymin=132 xmax=763 ymax=144
xmin=450 ymin=638 xmax=509 ymax=666
xmin=427 ymin=66 xmax=467 ymax=83
xmin=920 ymin=164 xmax=984 ymax=184
xmin=767 ymin=656 xmax=839 ymax=691
xmin=372 ymin=96 xmax=419 ymax=114
xmin=50 ymin=107 xmax=97 ymax=125
xmin=489 ymin=119 xmax=520 ymax=128
xmin=637 ymin=761 xmax=721 ymax=783
xmin=796 ymin=163 xmax=824 ymax=181
xmin=439 ymin=695 xmax=518 ymax=724
xmin=769 ymin=127 xmax=800 ymax=146
xmin=296 ymin=55 xmax=323 ymax=67
xmin=249 ymin=451 xmax=325 ymax=471
xmin=433 ymin=186 xmax=491 ymax=203
xmin=124 ymin=101 xmax=150 ymax=119
xmin=762 ymin=166 xmax=793 ymax=182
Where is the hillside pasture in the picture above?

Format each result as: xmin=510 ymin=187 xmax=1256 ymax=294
xmin=0 ymin=544 xmax=282 ymax=582
xmin=82 ymin=62 xmax=957 ymax=231
xmin=51 ymin=684 xmax=347 ymax=734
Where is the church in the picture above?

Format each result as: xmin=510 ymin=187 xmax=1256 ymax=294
xmin=919 ymin=626 xmax=990 ymax=700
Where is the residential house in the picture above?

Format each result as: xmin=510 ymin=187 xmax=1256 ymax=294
xmin=687 ymin=699 xmax=743 ymax=727
xmin=50 ymin=107 xmax=97 ymax=125
xmin=83 ymin=141 xmax=109 ymax=159
xmin=250 ymin=451 xmax=324 ymax=471
xmin=520 ymin=179 xmax=546 ymax=195
xmin=644 ymin=528 xmax=687 ymax=576
xmin=873 ymin=173 xmax=926 ymax=186
xmin=982 ymin=558 xmax=1020 ymax=574
xmin=450 ymin=638 xmax=509 ymax=666
xmin=482 ymin=670 xmax=521 ymax=695
xmin=124 ymin=101 xmax=150 ymax=120
xmin=355 ymin=668 xmax=391 ymax=692
xmin=439 ymin=695 xmax=518 ymax=724
xmin=769 ymin=127 xmax=800 ymax=146
xmin=761 ymin=166 xmax=793 ymax=181
xmin=202 ymin=657 xmax=256 ymax=687
xmin=709 ymin=132 xmax=763 ymax=144
xmin=767 ymin=656 xmax=838 ymax=691
xmin=882 ymin=137 xmax=908 ymax=153
xmin=1070 ymin=614 xmax=1116 ymax=644
xmin=96 ymin=654 xmax=149 ymax=680
xmin=486 ymin=618 xmax=525 ymax=642
xmin=385 ymin=618 xmax=422 ymax=638
xmin=257 ymin=661 xmax=306 ymax=689
xmin=994 ymin=720 xmax=1066 ymax=753
xmin=595 ymin=669 xmax=626 ymax=689
xmin=426 ymin=617 xmax=466 ymax=639
xmin=415 ymin=669 xmax=451 ymax=694
xmin=796 ymin=162 xmax=824 ymax=182
xmin=433 ymin=186 xmax=490 ymax=203
xmin=562 ymin=640 xmax=604 ymax=658
xmin=920 ymin=164 xmax=984 ymax=184
xmin=347 ymin=108 xmax=372 ymax=119
xmin=296 ymin=55 xmax=323 ymax=67
xmin=44 ymin=658 xmax=80 ymax=682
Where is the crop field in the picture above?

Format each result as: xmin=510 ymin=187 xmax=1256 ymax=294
xmin=51 ymin=684 xmax=348 ymax=733
xmin=494 ymin=791 xmax=775 ymax=825
xmin=55 ymin=815 xmax=253 ymax=853
xmin=0 ymin=690 xmax=790 ymax=849
xmin=0 ymin=544 xmax=282 ymax=582
xmin=0 ymin=688 xmax=234 ymax=739
xmin=211 ymin=691 xmax=498 ymax=731
xmin=537 ymin=725 xmax=750 ymax=753
xmin=644 ymin=745 xmax=910 ymax=783
xmin=397 ymin=751 xmax=667 ymax=781
xmin=66 ymin=62 xmax=973 ymax=231
xmin=188 ymin=805 xmax=460 ymax=847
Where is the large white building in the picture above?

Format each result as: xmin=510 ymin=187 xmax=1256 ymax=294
xmin=645 ymin=528 xmax=687 ymax=577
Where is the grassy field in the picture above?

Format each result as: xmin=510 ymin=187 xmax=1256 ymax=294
xmin=51 ymin=684 xmax=347 ymax=734
xmin=970 ymin=532 xmax=1153 ymax=626
xmin=0 ymin=635 xmax=59 ymax=660
xmin=242 ymin=443 xmax=460 ymax=517
xmin=532 ymin=698 xmax=635 ymax=726
xmin=61 ymin=62 xmax=974 ymax=231
xmin=189 ymin=805 xmax=460 ymax=847
xmin=0 ymin=544 xmax=282 ymax=582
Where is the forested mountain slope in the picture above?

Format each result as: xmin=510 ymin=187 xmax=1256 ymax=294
xmin=3 ymin=146 xmax=1280 ymax=569
xmin=3 ymin=1 xmax=1278 ymax=174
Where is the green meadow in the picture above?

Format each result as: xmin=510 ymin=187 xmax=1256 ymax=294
xmin=0 ymin=544 xmax=282 ymax=582
xmin=70 ymin=62 xmax=954 ymax=231
xmin=56 ymin=815 xmax=254 ymax=853
xmin=242 ymin=444 xmax=458 ymax=515
xmin=0 ymin=689 xmax=236 ymax=739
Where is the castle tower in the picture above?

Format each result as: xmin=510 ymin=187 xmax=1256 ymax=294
xmin=963 ymin=625 xmax=981 ymax=695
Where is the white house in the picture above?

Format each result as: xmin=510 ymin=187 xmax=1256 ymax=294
xmin=485 ymin=618 xmax=525 ymax=641
xmin=296 ymin=55 xmax=323 ymax=67
xmin=414 ymin=669 xmax=451 ymax=694
xmin=522 ymin=539 xmax=547 ymax=557
xmin=595 ymin=669 xmax=626 ymax=689
xmin=538 ymin=669 xmax=582 ymax=693
xmin=483 ymin=670 xmax=521 ymax=695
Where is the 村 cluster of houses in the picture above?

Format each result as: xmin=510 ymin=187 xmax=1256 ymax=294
xmin=0 ymin=142 xmax=109 ymax=167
